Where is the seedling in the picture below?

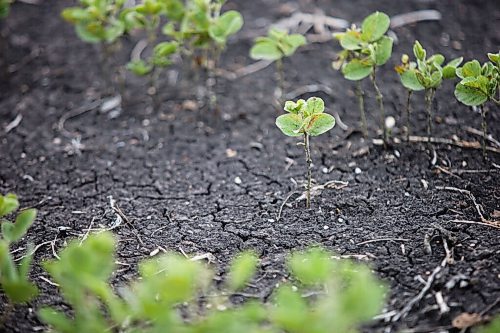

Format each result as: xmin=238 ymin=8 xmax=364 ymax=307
xmin=454 ymin=52 xmax=500 ymax=157
xmin=396 ymin=41 xmax=462 ymax=143
xmin=0 ymin=0 xmax=10 ymax=18
xmin=276 ymin=97 xmax=335 ymax=208
xmin=164 ymin=0 xmax=243 ymax=110
xmin=250 ymin=28 xmax=306 ymax=101
xmin=39 ymin=232 xmax=385 ymax=333
xmin=0 ymin=193 xmax=38 ymax=307
xmin=333 ymin=11 xmax=393 ymax=140
xmin=61 ymin=0 xmax=127 ymax=94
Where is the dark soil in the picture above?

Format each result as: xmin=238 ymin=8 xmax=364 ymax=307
xmin=1 ymin=0 xmax=499 ymax=332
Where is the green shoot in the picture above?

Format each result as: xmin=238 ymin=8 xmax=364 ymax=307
xmin=39 ymin=232 xmax=385 ymax=333
xmin=0 ymin=193 xmax=38 ymax=306
xmin=454 ymin=52 xmax=500 ymax=158
xmin=250 ymin=28 xmax=306 ymax=101
xmin=164 ymin=0 xmax=243 ymax=111
xmin=396 ymin=41 xmax=463 ymax=144
xmin=61 ymin=0 xmax=127 ymax=94
xmin=333 ymin=11 xmax=393 ymax=140
xmin=276 ymin=97 xmax=335 ymax=208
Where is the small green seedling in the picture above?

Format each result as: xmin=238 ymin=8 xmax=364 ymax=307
xmin=333 ymin=11 xmax=393 ymax=140
xmin=164 ymin=0 xmax=243 ymax=110
xmin=0 ymin=0 xmax=11 ymax=18
xmin=122 ymin=0 xmax=181 ymax=103
xmin=0 ymin=193 xmax=38 ymax=306
xmin=276 ymin=97 xmax=335 ymax=208
xmin=250 ymin=28 xmax=306 ymax=100
xmin=62 ymin=0 xmax=127 ymax=93
xmin=454 ymin=52 xmax=500 ymax=157
xmin=396 ymin=41 xmax=462 ymax=142
xmin=39 ymin=232 xmax=385 ymax=333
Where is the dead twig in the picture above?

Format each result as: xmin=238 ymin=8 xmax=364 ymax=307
xmin=357 ymin=238 xmax=409 ymax=246
xmin=4 ymin=114 xmax=22 ymax=133
xmin=391 ymin=257 xmax=448 ymax=322
xmin=390 ymin=10 xmax=442 ymax=29
xmin=58 ymin=100 xmax=102 ymax=138
xmin=408 ymin=135 xmax=500 ymax=154
xmin=435 ymin=186 xmax=488 ymax=223
xmin=465 ymin=126 xmax=500 ymax=148
xmin=276 ymin=191 xmax=298 ymax=222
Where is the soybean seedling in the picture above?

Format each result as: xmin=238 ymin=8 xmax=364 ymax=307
xmin=164 ymin=0 xmax=243 ymax=111
xmin=396 ymin=41 xmax=462 ymax=142
xmin=333 ymin=12 xmax=393 ymax=140
xmin=62 ymin=0 xmax=126 ymax=94
xmin=250 ymin=28 xmax=306 ymax=101
xmin=122 ymin=0 xmax=171 ymax=97
xmin=454 ymin=52 xmax=500 ymax=158
xmin=276 ymin=97 xmax=335 ymax=208
xmin=0 ymin=193 xmax=38 ymax=313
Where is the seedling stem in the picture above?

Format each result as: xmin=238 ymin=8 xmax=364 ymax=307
xmin=405 ymin=90 xmax=412 ymax=141
xmin=370 ymin=69 xmax=386 ymax=144
xmin=480 ymin=105 xmax=488 ymax=159
xmin=356 ymin=81 xmax=367 ymax=137
xmin=424 ymin=88 xmax=435 ymax=147
xmin=303 ymin=133 xmax=312 ymax=209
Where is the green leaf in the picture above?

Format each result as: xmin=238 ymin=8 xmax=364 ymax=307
xmin=288 ymin=248 xmax=334 ymax=285
xmin=487 ymin=52 xmax=500 ymax=66
xmin=339 ymin=30 xmax=362 ymax=50
xmin=270 ymin=286 xmax=309 ymax=332
xmin=446 ymin=57 xmax=463 ymax=68
xmin=0 ymin=193 xmax=19 ymax=217
xmin=250 ymin=41 xmax=282 ymax=61
xmin=429 ymin=70 xmax=443 ymax=88
xmin=276 ymin=114 xmax=303 ymax=137
xmin=342 ymin=59 xmax=372 ymax=81
xmin=75 ymin=24 xmax=102 ymax=43
xmin=208 ymin=10 xmax=243 ymax=44
xmin=413 ymin=41 xmax=426 ymax=61
xmin=400 ymin=69 xmax=425 ymax=91
xmin=305 ymin=113 xmax=335 ymax=137
xmin=454 ymin=82 xmax=488 ymax=106
xmin=460 ymin=60 xmax=482 ymax=78
xmin=38 ymin=308 xmax=74 ymax=332
xmin=227 ymin=252 xmax=258 ymax=291
xmin=280 ymin=33 xmax=306 ymax=56
xmin=305 ymin=97 xmax=325 ymax=115
xmin=442 ymin=65 xmax=458 ymax=79
xmin=104 ymin=19 xmax=125 ymax=43
xmin=284 ymin=99 xmax=306 ymax=114
xmin=1 ymin=209 xmax=36 ymax=243
xmin=427 ymin=54 xmax=444 ymax=66
xmin=361 ymin=11 xmax=390 ymax=42
xmin=127 ymin=60 xmax=153 ymax=76
xmin=2 ymin=279 xmax=38 ymax=303
xmin=374 ymin=36 xmax=393 ymax=66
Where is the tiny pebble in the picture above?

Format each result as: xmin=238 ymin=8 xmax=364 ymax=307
xmin=394 ymin=150 xmax=401 ymax=158
xmin=267 ymin=219 xmax=275 ymax=223
xmin=323 ymin=225 xmax=329 ymax=230
xmin=338 ymin=217 xmax=344 ymax=223
xmin=234 ymin=176 xmax=242 ymax=184
xmin=322 ymin=167 xmax=328 ymax=174
xmin=354 ymin=167 xmax=362 ymax=174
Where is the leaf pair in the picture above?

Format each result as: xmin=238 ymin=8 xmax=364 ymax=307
xmin=62 ymin=0 xmax=126 ymax=44
xmin=250 ymin=28 xmax=307 ymax=61
xmin=398 ymin=40 xmax=463 ymax=91
xmin=334 ymin=12 xmax=393 ymax=81
xmin=0 ymin=193 xmax=38 ymax=304
xmin=127 ymin=41 xmax=179 ymax=76
xmin=454 ymin=54 xmax=500 ymax=106
xmin=276 ymin=97 xmax=335 ymax=137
